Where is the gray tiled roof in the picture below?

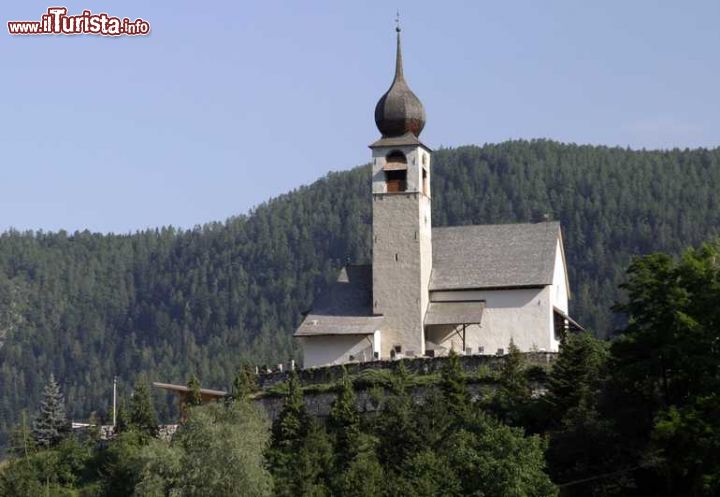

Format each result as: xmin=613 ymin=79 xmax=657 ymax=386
xmin=294 ymin=265 xmax=382 ymax=337
xmin=369 ymin=132 xmax=430 ymax=150
xmin=425 ymin=301 xmax=485 ymax=326
xmin=430 ymin=222 xmax=560 ymax=291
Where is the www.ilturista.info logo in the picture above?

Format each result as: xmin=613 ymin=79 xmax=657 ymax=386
xmin=8 ymin=7 xmax=150 ymax=36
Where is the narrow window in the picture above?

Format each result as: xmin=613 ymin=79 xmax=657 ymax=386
xmin=395 ymin=253 xmax=399 ymax=262
xmin=422 ymin=168 xmax=428 ymax=195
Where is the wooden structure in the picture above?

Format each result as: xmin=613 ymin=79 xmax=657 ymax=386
xmin=153 ymin=382 xmax=228 ymax=422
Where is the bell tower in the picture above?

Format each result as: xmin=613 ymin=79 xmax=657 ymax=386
xmin=371 ymin=24 xmax=432 ymax=358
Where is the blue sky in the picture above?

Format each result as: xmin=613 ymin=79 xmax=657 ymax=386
xmin=2 ymin=0 xmax=719 ymax=233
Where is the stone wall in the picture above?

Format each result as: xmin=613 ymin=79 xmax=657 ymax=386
xmin=257 ymin=352 xmax=556 ymax=390
xmin=255 ymin=380 xmax=548 ymax=422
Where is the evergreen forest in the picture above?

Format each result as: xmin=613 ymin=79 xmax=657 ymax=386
xmin=2 ymin=139 xmax=720 ymax=450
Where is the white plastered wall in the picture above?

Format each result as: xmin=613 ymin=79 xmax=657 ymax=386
xmin=427 ymin=286 xmax=555 ymax=354
xmin=548 ymin=237 xmax=570 ymax=350
xmin=299 ymin=332 xmax=378 ymax=368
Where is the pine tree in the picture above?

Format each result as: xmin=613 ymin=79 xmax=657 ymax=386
xmin=115 ymin=398 xmax=129 ymax=434
xmin=375 ymin=362 xmax=421 ymax=469
xmin=129 ymin=379 xmax=158 ymax=437
xmin=491 ymin=338 xmax=532 ymax=425
xmin=327 ymin=367 xmax=360 ymax=471
xmin=232 ymin=365 xmax=257 ymax=402
xmin=31 ymin=373 xmax=68 ymax=448
xmin=271 ymin=370 xmax=308 ymax=447
xmin=187 ymin=374 xmax=202 ymax=407
xmin=546 ymin=332 xmax=608 ymax=421
xmin=439 ymin=350 xmax=469 ymax=419
xmin=268 ymin=371 xmax=314 ymax=497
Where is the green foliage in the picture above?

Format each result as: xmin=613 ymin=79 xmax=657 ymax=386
xmin=186 ymin=374 xmax=202 ymax=407
xmin=232 ymin=365 xmax=258 ymax=401
xmin=0 ymin=435 xmax=96 ymax=497
xmin=174 ymin=401 xmax=273 ymax=497
xmin=131 ymin=439 xmax=182 ymax=497
xmin=374 ymin=363 xmax=422 ymax=470
xmin=129 ymin=379 xmax=158 ymax=438
xmin=287 ymin=421 xmax=333 ymax=497
xmin=490 ymin=339 xmax=533 ymax=426
xmin=327 ymin=368 xmax=361 ymax=471
xmin=545 ymin=332 xmax=608 ymax=421
xmin=32 ymin=373 xmax=68 ymax=448
xmin=440 ymin=350 xmax=470 ymax=419
xmin=334 ymin=448 xmax=385 ymax=497
xmin=606 ymin=239 xmax=720 ymax=496
xmin=442 ymin=413 xmax=558 ymax=497
xmin=3 ymin=140 xmax=720 ymax=444
xmin=267 ymin=370 xmax=313 ymax=497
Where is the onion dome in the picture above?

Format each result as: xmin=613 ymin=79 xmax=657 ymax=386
xmin=374 ymin=27 xmax=426 ymax=138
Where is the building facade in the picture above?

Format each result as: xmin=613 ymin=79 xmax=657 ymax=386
xmin=295 ymin=26 xmax=582 ymax=368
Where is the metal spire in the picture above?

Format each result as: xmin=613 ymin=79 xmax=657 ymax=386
xmin=394 ymin=10 xmax=404 ymax=81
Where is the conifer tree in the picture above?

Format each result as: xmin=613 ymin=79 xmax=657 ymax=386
xmin=115 ymin=398 xmax=129 ymax=434
xmin=31 ymin=373 xmax=68 ymax=448
xmin=268 ymin=371 xmax=314 ymax=497
xmin=546 ymin=332 xmax=608 ymax=421
xmin=439 ymin=350 xmax=469 ymax=419
xmin=129 ymin=379 xmax=158 ymax=437
xmin=491 ymin=338 xmax=532 ymax=425
xmin=327 ymin=367 xmax=360 ymax=471
xmin=292 ymin=421 xmax=333 ymax=497
xmin=186 ymin=374 xmax=202 ymax=407
xmin=271 ymin=370 xmax=308 ymax=448
xmin=375 ymin=362 xmax=421 ymax=469
xmin=232 ymin=365 xmax=257 ymax=402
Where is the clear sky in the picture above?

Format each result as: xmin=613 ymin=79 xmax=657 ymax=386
xmin=2 ymin=0 xmax=719 ymax=233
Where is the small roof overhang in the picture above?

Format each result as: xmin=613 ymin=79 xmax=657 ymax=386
xmin=369 ymin=132 xmax=432 ymax=151
xmin=425 ymin=301 xmax=485 ymax=326
xmin=553 ymin=307 xmax=586 ymax=333
xmin=153 ymin=382 xmax=227 ymax=398
xmin=294 ymin=315 xmax=384 ymax=337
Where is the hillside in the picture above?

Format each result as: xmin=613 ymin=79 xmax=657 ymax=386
xmin=1 ymin=139 xmax=720 ymax=441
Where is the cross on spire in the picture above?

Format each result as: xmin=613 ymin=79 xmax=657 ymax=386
xmin=395 ymin=10 xmax=401 ymax=32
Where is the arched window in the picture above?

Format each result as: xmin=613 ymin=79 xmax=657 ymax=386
xmin=384 ymin=150 xmax=407 ymax=192
xmin=385 ymin=150 xmax=407 ymax=165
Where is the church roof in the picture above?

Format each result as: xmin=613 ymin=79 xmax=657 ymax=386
xmin=369 ymin=132 xmax=430 ymax=150
xmin=294 ymin=265 xmax=382 ymax=337
xmin=430 ymin=222 xmax=561 ymax=291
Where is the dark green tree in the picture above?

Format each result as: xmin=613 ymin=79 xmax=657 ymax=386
xmin=129 ymin=379 xmax=158 ymax=438
xmin=439 ymin=350 xmax=469 ymax=419
xmin=374 ymin=362 xmax=422 ymax=470
xmin=291 ymin=421 xmax=333 ymax=497
xmin=267 ymin=370 xmax=311 ymax=497
xmin=545 ymin=332 xmax=608 ymax=422
xmin=232 ymin=365 xmax=258 ymax=402
xmin=31 ymin=374 xmax=68 ymax=448
xmin=327 ymin=368 xmax=360 ymax=471
xmin=186 ymin=374 xmax=202 ymax=407
xmin=490 ymin=339 xmax=532 ymax=425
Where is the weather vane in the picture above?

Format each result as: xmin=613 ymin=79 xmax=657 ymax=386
xmin=395 ymin=10 xmax=401 ymax=32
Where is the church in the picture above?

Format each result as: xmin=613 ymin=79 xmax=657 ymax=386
xmin=295 ymin=27 xmax=582 ymax=368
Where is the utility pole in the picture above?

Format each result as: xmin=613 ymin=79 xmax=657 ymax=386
xmin=113 ymin=376 xmax=117 ymax=427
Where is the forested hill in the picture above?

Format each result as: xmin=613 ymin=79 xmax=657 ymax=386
xmin=2 ymin=140 xmax=720 ymax=439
